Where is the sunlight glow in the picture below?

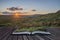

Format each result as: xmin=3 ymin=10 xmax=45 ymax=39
xmin=13 ymin=12 xmax=20 ymax=19
xmin=15 ymin=12 xmax=19 ymax=17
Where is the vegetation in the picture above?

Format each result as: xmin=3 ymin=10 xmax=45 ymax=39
xmin=0 ymin=10 xmax=60 ymax=31
xmin=16 ymin=26 xmax=47 ymax=32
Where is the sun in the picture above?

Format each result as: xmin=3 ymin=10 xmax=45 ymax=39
xmin=15 ymin=12 xmax=19 ymax=16
xmin=13 ymin=12 xmax=20 ymax=18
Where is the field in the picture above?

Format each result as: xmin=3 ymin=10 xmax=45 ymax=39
xmin=0 ymin=10 xmax=60 ymax=31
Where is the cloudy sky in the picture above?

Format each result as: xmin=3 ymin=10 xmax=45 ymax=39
xmin=0 ymin=0 xmax=60 ymax=14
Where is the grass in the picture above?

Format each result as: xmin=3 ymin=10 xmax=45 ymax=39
xmin=0 ymin=10 xmax=60 ymax=32
xmin=15 ymin=26 xmax=47 ymax=32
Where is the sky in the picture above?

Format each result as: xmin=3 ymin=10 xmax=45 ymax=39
xmin=0 ymin=0 xmax=60 ymax=14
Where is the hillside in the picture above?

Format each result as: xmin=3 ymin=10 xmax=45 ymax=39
xmin=0 ymin=10 xmax=60 ymax=28
xmin=19 ymin=10 xmax=60 ymax=28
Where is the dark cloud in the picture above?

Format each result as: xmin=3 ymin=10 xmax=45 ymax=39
xmin=32 ymin=9 xmax=36 ymax=11
xmin=7 ymin=7 xmax=23 ymax=11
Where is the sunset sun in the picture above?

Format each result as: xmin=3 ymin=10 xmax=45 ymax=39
xmin=13 ymin=12 xmax=20 ymax=18
xmin=15 ymin=12 xmax=19 ymax=16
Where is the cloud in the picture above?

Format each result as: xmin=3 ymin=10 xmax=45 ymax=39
xmin=32 ymin=9 xmax=36 ymax=11
xmin=7 ymin=7 xmax=23 ymax=11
